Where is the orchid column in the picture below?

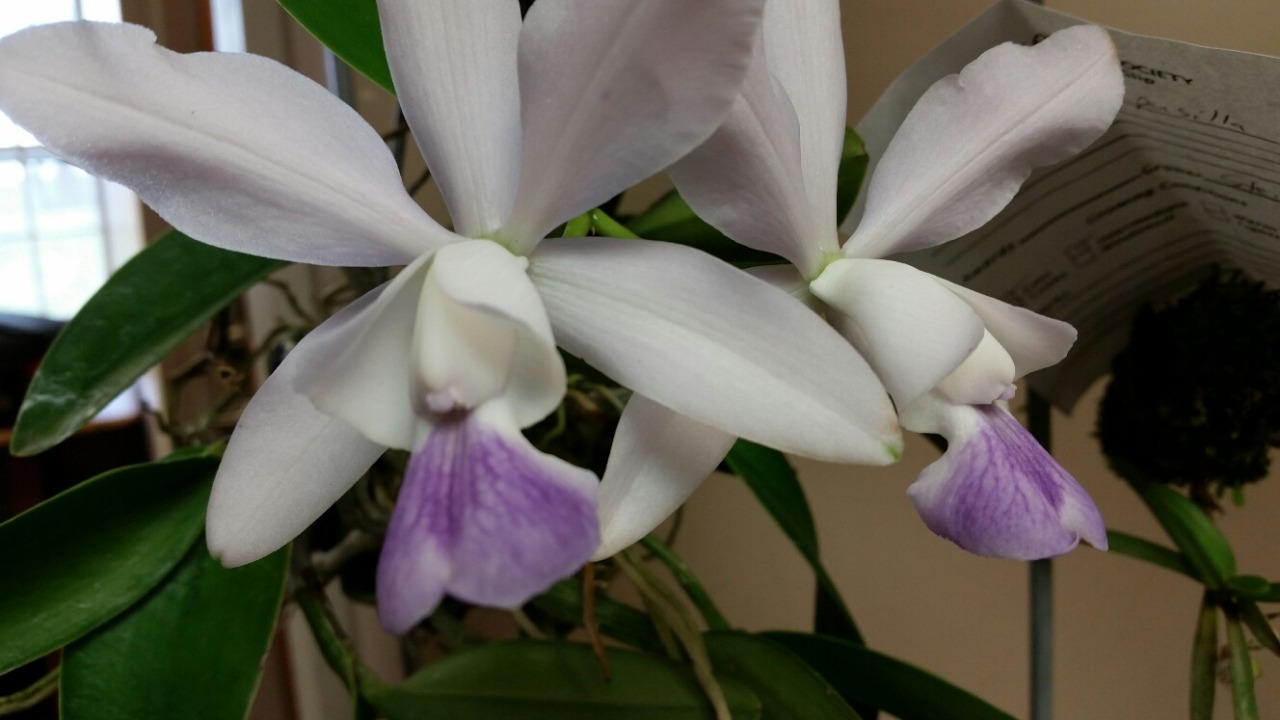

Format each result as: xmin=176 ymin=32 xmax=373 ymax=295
xmin=0 ymin=0 xmax=903 ymax=633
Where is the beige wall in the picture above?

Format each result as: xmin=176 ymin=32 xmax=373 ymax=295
xmin=672 ymin=3 xmax=1280 ymax=719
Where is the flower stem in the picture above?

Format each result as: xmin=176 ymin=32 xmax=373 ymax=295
xmin=0 ymin=667 xmax=58 ymax=716
xmin=615 ymin=549 xmax=731 ymax=720
xmin=1225 ymin=605 xmax=1260 ymax=720
xmin=1191 ymin=591 xmax=1218 ymax=720
xmin=590 ymin=209 xmax=639 ymax=239
xmin=640 ymin=535 xmax=730 ymax=631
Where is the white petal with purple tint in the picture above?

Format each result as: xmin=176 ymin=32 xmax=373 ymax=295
xmin=530 ymin=237 xmax=901 ymax=465
xmin=376 ymin=0 xmax=522 ymax=238
xmin=668 ymin=39 xmax=827 ymax=273
xmin=500 ymin=0 xmax=765 ymax=248
xmin=761 ymin=0 xmax=846 ymax=231
xmin=843 ymin=25 xmax=1124 ymax=260
xmin=593 ymin=395 xmax=737 ymax=560
xmin=207 ymin=339 xmax=386 ymax=568
xmin=901 ymin=398 xmax=1106 ymax=559
xmin=376 ymin=408 xmax=599 ymax=634
xmin=0 ymin=22 xmax=449 ymax=266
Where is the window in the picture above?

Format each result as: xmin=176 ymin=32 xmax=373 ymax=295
xmin=0 ymin=1 xmax=144 ymax=320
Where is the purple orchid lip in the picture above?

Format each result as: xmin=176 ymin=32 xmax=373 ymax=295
xmin=907 ymin=404 xmax=1107 ymax=560
xmin=376 ymin=410 xmax=599 ymax=634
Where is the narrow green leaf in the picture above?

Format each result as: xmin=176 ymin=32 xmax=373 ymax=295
xmin=1254 ymin=585 xmax=1280 ymax=602
xmin=364 ymin=640 xmax=764 ymax=720
xmin=726 ymin=440 xmax=863 ymax=645
xmin=640 ymin=535 xmax=730 ymax=632
xmin=1225 ymin=610 xmax=1260 ymax=720
xmin=1227 ymin=575 xmax=1276 ymax=601
xmin=766 ymin=632 xmax=1017 ymax=720
xmin=1134 ymin=483 xmax=1236 ymax=588
xmin=276 ymin=0 xmax=393 ymax=93
xmin=1240 ymin=600 xmax=1280 ymax=657
xmin=61 ymin=544 xmax=290 ymax=720
xmin=1105 ymin=530 xmax=1196 ymax=580
xmin=1191 ymin=592 xmax=1218 ymax=720
xmin=706 ymin=632 xmax=862 ymax=720
xmin=12 ymin=230 xmax=282 ymax=456
xmin=0 ymin=457 xmax=215 ymax=674
xmin=527 ymin=579 xmax=661 ymax=652
xmin=834 ymin=128 xmax=868 ymax=227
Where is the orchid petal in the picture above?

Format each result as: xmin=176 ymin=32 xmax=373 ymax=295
xmin=530 ymin=238 xmax=901 ymax=465
xmin=376 ymin=0 xmax=521 ymax=238
xmin=762 ymin=0 xmax=846 ymax=231
xmin=844 ymin=25 xmax=1123 ymax=259
xmin=901 ymin=397 xmax=1107 ymax=559
xmin=592 ymin=395 xmax=736 ymax=560
xmin=206 ymin=340 xmax=385 ymax=568
xmin=668 ymin=42 xmax=828 ymax=274
xmin=811 ymin=258 xmax=983 ymax=405
xmin=376 ymin=407 xmax=598 ymax=633
xmin=932 ymin=277 xmax=1078 ymax=379
xmin=415 ymin=240 xmax=565 ymax=428
xmin=500 ymin=0 xmax=764 ymax=248
xmin=0 ymin=22 xmax=450 ymax=266
xmin=295 ymin=255 xmax=434 ymax=451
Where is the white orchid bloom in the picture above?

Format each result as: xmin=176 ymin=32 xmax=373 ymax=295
xmin=650 ymin=4 xmax=1125 ymax=560
xmin=0 ymin=0 xmax=902 ymax=632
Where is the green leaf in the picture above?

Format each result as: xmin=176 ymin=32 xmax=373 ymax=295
xmin=60 ymin=544 xmax=289 ymax=720
xmin=1134 ymin=483 xmax=1236 ymax=588
xmin=706 ymin=632 xmax=862 ymax=720
xmin=1227 ymin=575 xmax=1276 ymax=601
xmin=726 ymin=440 xmax=863 ymax=644
xmin=835 ymin=128 xmax=868 ymax=227
xmin=0 ymin=457 xmax=215 ymax=675
xmin=1191 ymin=592 xmax=1217 ymax=720
xmin=766 ymin=632 xmax=1017 ymax=720
xmin=1240 ymin=600 xmax=1280 ymax=657
xmin=527 ymin=579 xmax=661 ymax=652
xmin=276 ymin=0 xmax=393 ymax=93
xmin=364 ymin=640 xmax=763 ymax=719
xmin=1105 ymin=530 xmax=1196 ymax=580
xmin=12 ymin=230 xmax=282 ymax=456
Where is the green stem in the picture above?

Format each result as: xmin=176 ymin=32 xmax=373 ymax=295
xmin=1225 ymin=606 xmax=1260 ymax=720
xmin=640 ymin=535 xmax=730 ymax=631
xmin=0 ymin=666 xmax=58 ymax=716
xmin=294 ymin=572 xmax=390 ymax=708
xmin=590 ymin=209 xmax=640 ymax=239
xmin=615 ymin=550 xmax=731 ymax=720
xmin=562 ymin=211 xmax=592 ymax=238
xmin=1191 ymin=592 xmax=1218 ymax=720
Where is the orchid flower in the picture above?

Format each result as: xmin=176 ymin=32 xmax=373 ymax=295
xmin=607 ymin=3 xmax=1125 ymax=560
xmin=0 ymin=0 xmax=903 ymax=632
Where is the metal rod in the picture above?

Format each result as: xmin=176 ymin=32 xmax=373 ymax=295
xmin=1028 ymin=391 xmax=1053 ymax=720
